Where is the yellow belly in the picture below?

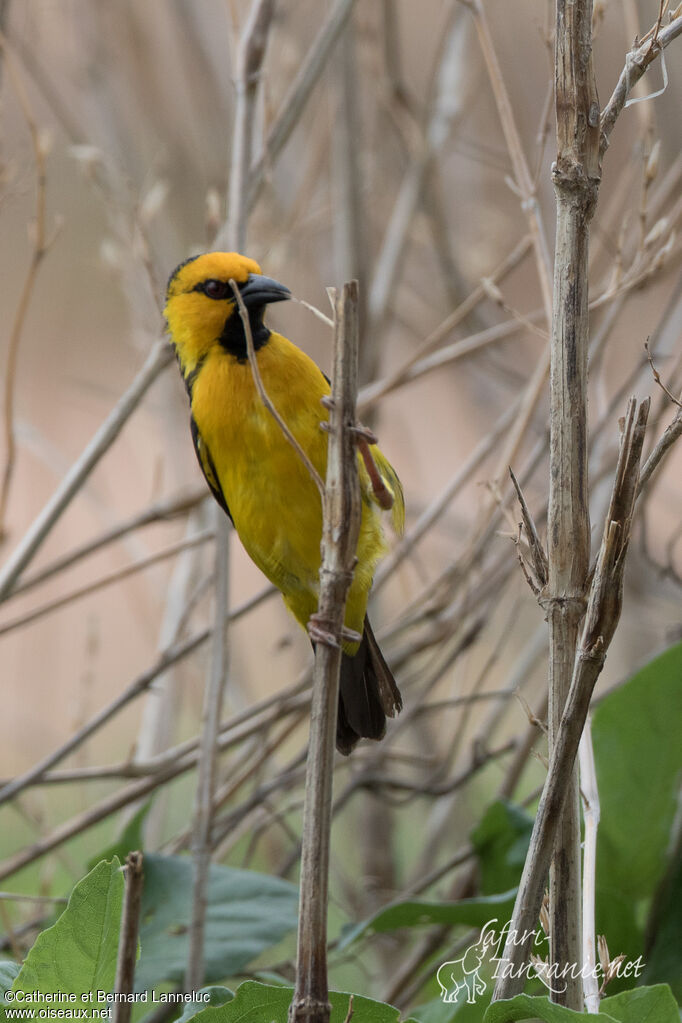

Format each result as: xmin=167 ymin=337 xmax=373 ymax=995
xmin=190 ymin=333 xmax=386 ymax=646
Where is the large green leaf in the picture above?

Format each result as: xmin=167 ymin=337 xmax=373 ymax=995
xmin=0 ymin=963 xmax=20 ymax=998
xmin=483 ymin=993 xmax=616 ymax=1021
xmin=338 ymin=891 xmax=516 ymax=951
xmin=177 ymin=986 xmax=234 ymax=1022
xmin=180 ymin=980 xmax=407 ymax=1023
xmin=9 ymin=859 xmax=123 ymax=1014
xmin=471 ymin=802 xmax=533 ymax=896
xmin=411 ymin=992 xmax=492 ymax=1023
xmin=640 ymin=838 xmax=682 ymax=999
xmin=600 ymin=983 xmax=679 ymax=1022
xmin=135 ymin=855 xmax=298 ymax=992
xmin=593 ymin=643 xmax=682 ymax=968
xmin=482 ymin=984 xmax=679 ymax=1022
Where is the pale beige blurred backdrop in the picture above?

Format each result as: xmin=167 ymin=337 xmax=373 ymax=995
xmin=1 ymin=0 xmax=680 ymax=821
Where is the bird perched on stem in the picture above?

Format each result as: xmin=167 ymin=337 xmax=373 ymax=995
xmin=164 ymin=252 xmax=403 ymax=754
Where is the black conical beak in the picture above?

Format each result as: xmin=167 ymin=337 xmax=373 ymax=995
xmin=239 ymin=273 xmax=291 ymax=308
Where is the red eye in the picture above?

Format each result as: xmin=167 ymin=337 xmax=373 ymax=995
xmin=202 ymin=279 xmax=230 ymax=300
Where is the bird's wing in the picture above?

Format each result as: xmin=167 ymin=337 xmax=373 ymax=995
xmin=190 ymin=415 xmax=234 ymax=523
xmin=366 ymin=447 xmax=405 ymax=536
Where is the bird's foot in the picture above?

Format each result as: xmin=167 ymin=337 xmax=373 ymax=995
xmin=354 ymin=432 xmax=394 ymax=510
xmin=308 ymin=614 xmax=340 ymax=647
xmin=308 ymin=615 xmax=362 ymax=647
xmin=319 ymin=398 xmax=394 ymax=512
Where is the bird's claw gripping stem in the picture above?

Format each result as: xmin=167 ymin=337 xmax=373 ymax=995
xmin=319 ymin=399 xmax=394 ymax=512
xmin=308 ymin=614 xmax=362 ymax=647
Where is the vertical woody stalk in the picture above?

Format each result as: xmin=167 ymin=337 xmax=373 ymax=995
xmin=185 ymin=0 xmax=275 ymax=991
xmin=289 ymin=283 xmax=361 ymax=1023
xmin=544 ymin=0 xmax=600 ymax=1008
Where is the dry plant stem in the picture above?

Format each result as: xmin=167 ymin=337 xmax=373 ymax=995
xmin=0 ymin=586 xmax=283 ymax=805
xmin=638 ymin=405 xmax=682 ymax=491
xmin=0 ymin=42 xmax=54 ymax=539
xmin=1 ymin=690 xmax=311 ymax=789
xmin=10 ymin=487 xmax=205 ymax=599
xmin=216 ymin=0 xmax=275 ymax=249
xmin=600 ymin=12 xmax=682 ymax=159
xmin=367 ymin=8 xmax=467 ymax=332
xmin=186 ymin=0 xmax=275 ymax=989
xmin=578 ymin=717 xmax=600 ymax=1014
xmin=492 ymin=398 xmax=650 ymax=1001
xmin=185 ymin=515 xmax=229 ymax=991
xmin=541 ymin=0 xmax=600 ymax=1005
xmin=289 ymin=282 xmax=361 ymax=1023
xmin=113 ymin=851 xmax=144 ymax=1023
xmin=134 ymin=506 xmax=210 ymax=846
xmin=0 ymin=529 xmax=212 ymax=638
xmin=359 ymin=235 xmax=532 ymax=412
xmin=0 ymin=628 xmax=210 ymax=807
xmin=0 ymin=340 xmax=174 ymax=602
xmin=466 ymin=0 xmax=553 ymax=318
xmin=332 ymin=20 xmax=370 ymax=379
xmin=0 ymin=696 xmax=308 ymax=882
xmin=509 ymin=467 xmax=548 ymax=588
xmin=247 ymin=0 xmax=356 ymax=211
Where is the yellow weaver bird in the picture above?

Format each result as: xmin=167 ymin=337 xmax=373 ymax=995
xmin=165 ymin=252 xmax=403 ymax=754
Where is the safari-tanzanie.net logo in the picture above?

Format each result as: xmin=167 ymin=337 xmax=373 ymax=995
xmin=436 ymin=918 xmax=644 ymax=1005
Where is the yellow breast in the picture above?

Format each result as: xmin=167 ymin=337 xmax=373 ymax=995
xmin=190 ymin=333 xmax=390 ymax=645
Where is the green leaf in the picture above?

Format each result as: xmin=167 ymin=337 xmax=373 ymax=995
xmin=135 ymin=855 xmax=298 ymax=991
xmin=640 ymin=840 xmax=682 ymax=998
xmin=338 ymin=891 xmax=517 ymax=950
xmin=177 ymin=986 xmax=234 ymax=1023
xmin=471 ymin=802 xmax=533 ymax=896
xmin=88 ymin=801 xmax=151 ymax=871
xmin=593 ymin=643 xmax=682 ymax=969
xmin=183 ymin=980 xmax=403 ymax=1023
xmin=600 ymin=983 xmax=679 ymax=1023
xmin=410 ymin=994 xmax=489 ymax=1023
xmin=0 ymin=962 xmax=20 ymax=996
xmin=10 ymin=859 xmax=123 ymax=1012
xmin=483 ymin=993 xmax=617 ymax=1021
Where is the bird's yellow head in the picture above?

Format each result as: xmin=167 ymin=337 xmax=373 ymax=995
xmin=164 ymin=251 xmax=291 ymax=380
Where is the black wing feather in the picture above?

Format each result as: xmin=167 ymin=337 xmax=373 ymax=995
xmin=190 ymin=415 xmax=233 ymax=523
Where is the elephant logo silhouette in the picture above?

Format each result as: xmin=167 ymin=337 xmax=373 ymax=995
xmin=437 ymin=923 xmax=498 ymax=1004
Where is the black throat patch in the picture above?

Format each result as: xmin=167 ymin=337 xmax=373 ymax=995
xmin=219 ymin=306 xmax=270 ymax=361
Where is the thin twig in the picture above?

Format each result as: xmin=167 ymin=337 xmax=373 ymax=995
xmin=645 ymin=340 xmax=682 ymax=407
xmin=638 ymin=405 xmax=682 ymax=492
xmin=10 ymin=487 xmax=205 ymax=599
xmin=0 ymin=694 xmax=310 ymax=883
xmin=0 ymin=530 xmax=212 ymax=638
xmin=0 ymin=38 xmax=60 ymax=539
xmin=466 ymin=0 xmax=553 ymax=320
xmin=230 ymin=279 xmax=325 ymax=494
xmin=185 ymin=518 xmax=230 ymax=991
xmin=113 ymin=852 xmax=144 ymax=1023
xmin=186 ymin=0 xmax=276 ymax=991
xmin=247 ymin=0 xmax=356 ymax=210
xmin=0 ymin=340 xmax=174 ymax=602
xmin=0 ymin=628 xmax=210 ymax=807
xmin=600 ymin=11 xmax=682 ymax=158
xmin=509 ymin=466 xmax=549 ymax=589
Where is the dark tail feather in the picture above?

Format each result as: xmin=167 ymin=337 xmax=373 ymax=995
xmin=336 ymin=616 xmax=402 ymax=756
